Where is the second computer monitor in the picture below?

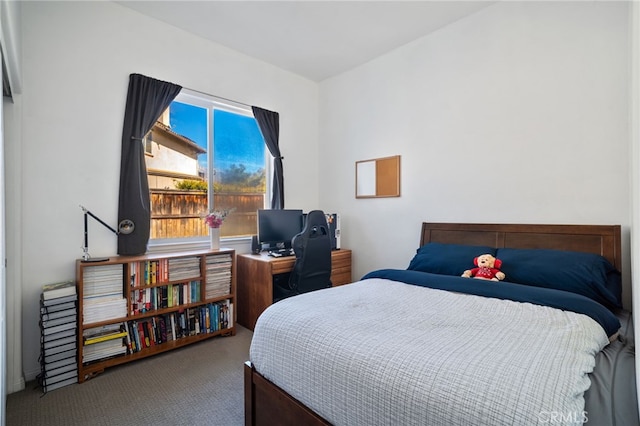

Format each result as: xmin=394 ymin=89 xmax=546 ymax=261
xmin=257 ymin=209 xmax=304 ymax=250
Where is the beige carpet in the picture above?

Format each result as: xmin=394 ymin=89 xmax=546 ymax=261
xmin=7 ymin=326 xmax=252 ymax=426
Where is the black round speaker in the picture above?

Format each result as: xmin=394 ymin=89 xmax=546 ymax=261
xmin=251 ymin=235 xmax=261 ymax=254
xmin=118 ymin=219 xmax=135 ymax=235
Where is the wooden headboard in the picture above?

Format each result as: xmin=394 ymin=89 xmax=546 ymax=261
xmin=420 ymin=223 xmax=622 ymax=271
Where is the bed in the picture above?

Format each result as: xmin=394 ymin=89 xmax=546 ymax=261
xmin=244 ymin=223 xmax=637 ymax=426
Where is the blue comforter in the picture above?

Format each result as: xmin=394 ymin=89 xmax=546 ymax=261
xmin=362 ymin=269 xmax=621 ymax=338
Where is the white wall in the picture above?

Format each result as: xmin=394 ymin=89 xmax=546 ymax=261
xmin=16 ymin=1 xmax=319 ymax=382
xmin=319 ymin=1 xmax=632 ymax=305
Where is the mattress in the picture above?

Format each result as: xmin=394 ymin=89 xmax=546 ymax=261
xmin=250 ymin=278 xmax=620 ymax=426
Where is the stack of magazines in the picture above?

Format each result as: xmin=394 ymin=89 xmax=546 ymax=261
xmin=37 ymin=280 xmax=78 ymax=393
xmin=82 ymin=323 xmax=128 ymax=363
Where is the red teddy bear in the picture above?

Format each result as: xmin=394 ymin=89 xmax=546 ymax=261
xmin=461 ymin=254 xmax=505 ymax=281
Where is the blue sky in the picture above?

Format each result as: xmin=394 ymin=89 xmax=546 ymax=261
xmin=169 ymin=101 xmax=265 ymax=173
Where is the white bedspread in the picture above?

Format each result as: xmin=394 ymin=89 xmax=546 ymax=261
xmin=250 ymin=278 xmax=610 ymax=426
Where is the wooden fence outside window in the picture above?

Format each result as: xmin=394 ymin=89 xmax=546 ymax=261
xmin=150 ymin=190 xmax=264 ymax=239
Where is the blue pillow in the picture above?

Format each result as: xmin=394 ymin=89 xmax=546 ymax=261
xmin=496 ymin=248 xmax=622 ymax=310
xmin=407 ymin=243 xmax=497 ymax=276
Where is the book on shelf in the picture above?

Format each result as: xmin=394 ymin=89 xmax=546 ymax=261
xmin=167 ymin=256 xmax=201 ymax=281
xmin=134 ymin=260 xmax=167 ymax=286
xmin=41 ymin=293 xmax=78 ymax=307
xmin=41 ymin=355 xmax=76 ymax=371
xmin=122 ymin=321 xmax=133 ymax=353
xmin=205 ymin=254 xmax=232 ymax=299
xmin=42 ymin=334 xmax=76 ymax=350
xmin=83 ymin=323 xmax=122 ymax=337
xmin=40 ymin=375 xmax=77 ymax=393
xmin=82 ymin=265 xmax=125 ymax=308
xmin=82 ymin=264 xmax=123 ymax=283
xmin=82 ymin=297 xmax=127 ymax=324
xmin=84 ymin=330 xmax=127 ymax=345
xmin=83 ymin=291 xmax=123 ymax=301
xmin=40 ymin=361 xmax=77 ymax=379
xmin=41 ymin=348 xmax=76 ymax=364
xmin=158 ymin=316 xmax=167 ymax=343
xmin=141 ymin=322 xmax=150 ymax=347
xmin=178 ymin=311 xmax=187 ymax=337
xmin=38 ymin=362 xmax=77 ymax=388
xmin=160 ymin=287 xmax=168 ymax=308
xmin=83 ymin=338 xmax=126 ymax=354
xmin=130 ymin=280 xmax=206 ymax=314
xmin=121 ymin=299 xmax=234 ymax=354
xmin=43 ymin=341 xmax=76 ymax=356
xmin=187 ymin=308 xmax=196 ymax=336
xmin=83 ymin=293 xmax=125 ymax=303
xmin=38 ymin=368 xmax=77 ymax=386
xmin=82 ymin=338 xmax=127 ymax=363
xmin=42 ymin=280 xmax=76 ymax=300
xmin=148 ymin=320 xmax=157 ymax=346
xmin=150 ymin=317 xmax=158 ymax=345
xmin=40 ymin=300 xmax=76 ymax=315
xmin=42 ymin=326 xmax=76 ymax=343
xmin=42 ymin=321 xmax=76 ymax=336
xmin=131 ymin=321 xmax=141 ymax=352
xmin=169 ymin=314 xmax=177 ymax=341
xmin=40 ymin=313 xmax=77 ymax=329
xmin=40 ymin=306 xmax=77 ymax=322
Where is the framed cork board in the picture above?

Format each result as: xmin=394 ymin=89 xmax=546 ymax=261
xmin=355 ymin=155 xmax=400 ymax=198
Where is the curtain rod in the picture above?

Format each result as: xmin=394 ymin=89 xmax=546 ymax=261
xmin=182 ymin=85 xmax=253 ymax=109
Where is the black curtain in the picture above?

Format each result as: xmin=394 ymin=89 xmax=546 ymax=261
xmin=118 ymin=73 xmax=182 ymax=255
xmin=252 ymin=106 xmax=283 ymax=209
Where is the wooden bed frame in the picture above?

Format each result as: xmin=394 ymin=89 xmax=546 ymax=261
xmin=244 ymin=222 xmax=622 ymax=426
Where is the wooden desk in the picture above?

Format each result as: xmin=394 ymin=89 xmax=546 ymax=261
xmin=237 ymin=249 xmax=352 ymax=330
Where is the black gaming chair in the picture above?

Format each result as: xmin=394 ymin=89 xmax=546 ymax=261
xmin=273 ymin=210 xmax=332 ymax=302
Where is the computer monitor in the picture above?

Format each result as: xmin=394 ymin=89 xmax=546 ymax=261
xmin=257 ymin=209 xmax=304 ymax=250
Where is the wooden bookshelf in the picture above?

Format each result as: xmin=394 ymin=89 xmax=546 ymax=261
xmin=76 ymin=249 xmax=236 ymax=383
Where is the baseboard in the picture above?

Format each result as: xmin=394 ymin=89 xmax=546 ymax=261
xmin=22 ymin=367 xmax=39 ymax=384
xmin=7 ymin=373 xmax=25 ymax=394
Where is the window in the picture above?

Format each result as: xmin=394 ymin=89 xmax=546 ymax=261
xmin=145 ymin=89 xmax=267 ymax=243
